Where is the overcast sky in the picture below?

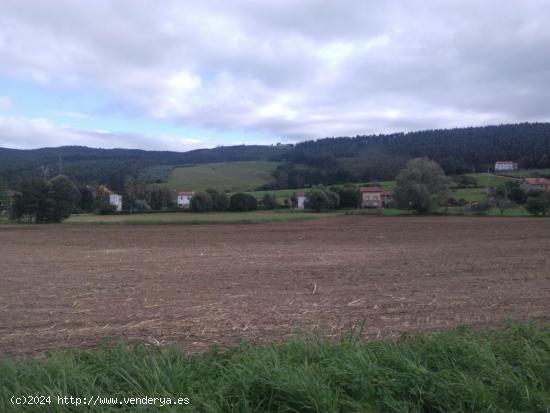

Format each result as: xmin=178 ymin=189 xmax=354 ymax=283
xmin=1 ymin=0 xmax=549 ymax=151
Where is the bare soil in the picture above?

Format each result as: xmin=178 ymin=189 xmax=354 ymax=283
xmin=1 ymin=216 xmax=549 ymax=356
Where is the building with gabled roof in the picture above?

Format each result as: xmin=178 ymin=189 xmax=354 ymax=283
xmin=177 ymin=191 xmax=195 ymax=208
xmin=359 ymin=186 xmax=393 ymax=208
xmin=520 ymin=177 xmax=550 ymax=193
xmin=495 ymin=161 xmax=518 ymax=171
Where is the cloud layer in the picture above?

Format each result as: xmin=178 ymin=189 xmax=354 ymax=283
xmin=1 ymin=0 xmax=550 ymax=148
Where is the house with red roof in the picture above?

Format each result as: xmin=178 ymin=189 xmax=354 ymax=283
xmin=177 ymin=191 xmax=195 ymax=208
xmin=520 ymin=177 xmax=550 ymax=193
xmin=359 ymin=186 xmax=393 ymax=208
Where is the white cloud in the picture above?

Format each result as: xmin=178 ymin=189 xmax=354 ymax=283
xmin=1 ymin=0 xmax=550 ymax=148
xmin=0 ymin=113 xmax=208 ymax=151
xmin=0 ymin=96 xmax=13 ymax=111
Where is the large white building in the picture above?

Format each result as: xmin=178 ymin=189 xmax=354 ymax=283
xmin=177 ymin=192 xmax=195 ymax=208
xmin=109 ymin=193 xmax=123 ymax=211
xmin=495 ymin=161 xmax=518 ymax=171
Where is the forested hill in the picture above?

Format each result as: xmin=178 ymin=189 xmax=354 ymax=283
xmin=0 ymin=145 xmax=292 ymax=190
xmin=2 ymin=122 xmax=550 ymax=190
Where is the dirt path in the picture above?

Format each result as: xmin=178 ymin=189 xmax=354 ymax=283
xmin=1 ymin=216 xmax=549 ymax=356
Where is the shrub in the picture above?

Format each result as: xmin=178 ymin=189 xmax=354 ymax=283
xmin=526 ymin=193 xmax=550 ymax=216
xmin=206 ymin=189 xmax=229 ymax=211
xmin=230 ymin=193 xmax=258 ymax=212
xmin=190 ymin=192 xmax=213 ymax=212
xmin=453 ymin=175 xmax=478 ymax=188
xmin=262 ymin=193 xmax=278 ymax=210
xmin=330 ymin=186 xmax=361 ymax=208
xmin=305 ymin=189 xmax=330 ymax=212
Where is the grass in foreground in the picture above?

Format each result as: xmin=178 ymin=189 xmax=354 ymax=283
xmin=1 ymin=324 xmax=549 ymax=412
xmin=65 ymin=210 xmax=341 ymax=225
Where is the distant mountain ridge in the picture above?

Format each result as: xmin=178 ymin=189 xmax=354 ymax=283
xmin=2 ymin=122 xmax=550 ymax=190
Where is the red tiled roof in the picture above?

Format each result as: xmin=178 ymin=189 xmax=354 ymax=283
xmin=360 ymin=186 xmax=382 ymax=193
xmin=524 ymin=178 xmax=550 ymax=185
xmin=178 ymin=191 xmax=195 ymax=196
xmin=495 ymin=161 xmax=517 ymax=165
xmin=381 ymin=191 xmax=393 ymax=197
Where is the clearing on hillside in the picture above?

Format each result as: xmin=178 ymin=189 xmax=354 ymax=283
xmin=0 ymin=216 xmax=549 ymax=356
xmin=167 ymin=161 xmax=280 ymax=193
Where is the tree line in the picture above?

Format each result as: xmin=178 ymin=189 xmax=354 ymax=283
xmin=2 ymin=123 xmax=550 ymax=192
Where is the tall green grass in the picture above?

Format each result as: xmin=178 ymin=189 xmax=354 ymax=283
xmin=1 ymin=324 xmax=549 ymax=412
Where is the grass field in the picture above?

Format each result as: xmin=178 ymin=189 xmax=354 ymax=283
xmin=1 ymin=324 xmax=548 ymax=412
xmin=449 ymin=187 xmax=488 ymax=202
xmin=167 ymin=161 xmax=281 ymax=193
xmin=504 ymin=168 xmax=550 ymax=178
xmin=465 ymin=173 xmax=517 ymax=187
xmin=65 ymin=210 xmax=340 ymax=225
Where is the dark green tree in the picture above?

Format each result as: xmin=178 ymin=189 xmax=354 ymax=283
xmin=393 ymin=158 xmax=449 ymax=212
xmin=494 ymin=182 xmax=527 ymax=205
xmin=262 ymin=193 xmax=278 ymax=210
xmin=146 ymin=184 xmax=173 ymax=210
xmin=79 ymin=185 xmax=96 ymax=212
xmin=526 ymin=193 xmax=550 ymax=216
xmin=206 ymin=189 xmax=229 ymax=211
xmin=330 ymin=186 xmax=361 ymax=208
xmin=190 ymin=191 xmax=213 ymax=212
xmin=305 ymin=189 xmax=330 ymax=212
xmin=11 ymin=179 xmax=48 ymax=223
xmin=229 ymin=193 xmax=257 ymax=211
xmin=44 ymin=175 xmax=80 ymax=222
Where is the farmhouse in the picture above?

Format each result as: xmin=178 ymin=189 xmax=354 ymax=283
xmin=177 ymin=191 xmax=195 ymax=207
xmin=108 ymin=193 xmax=123 ymax=211
xmin=520 ymin=177 xmax=550 ymax=193
xmin=296 ymin=192 xmax=306 ymax=209
xmin=495 ymin=161 xmax=518 ymax=171
xmin=360 ymin=186 xmax=393 ymax=208
xmin=97 ymin=185 xmax=122 ymax=211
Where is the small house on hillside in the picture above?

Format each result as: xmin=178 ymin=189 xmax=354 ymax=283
xmin=109 ymin=193 xmax=123 ymax=211
xmin=495 ymin=161 xmax=518 ymax=171
xmin=296 ymin=192 xmax=306 ymax=209
xmin=360 ymin=186 xmax=393 ymax=208
xmin=520 ymin=177 xmax=550 ymax=193
xmin=177 ymin=191 xmax=195 ymax=208
xmin=98 ymin=185 xmax=122 ymax=211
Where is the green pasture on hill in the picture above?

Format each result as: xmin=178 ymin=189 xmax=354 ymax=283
xmin=465 ymin=173 xmax=517 ymax=187
xmin=167 ymin=161 xmax=281 ymax=193
xmin=503 ymin=168 xmax=550 ymax=178
xmin=1 ymin=323 xmax=549 ymax=412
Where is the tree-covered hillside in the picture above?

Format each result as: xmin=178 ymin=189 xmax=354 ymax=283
xmin=2 ymin=122 xmax=550 ymax=191
xmin=0 ymin=145 xmax=291 ymax=191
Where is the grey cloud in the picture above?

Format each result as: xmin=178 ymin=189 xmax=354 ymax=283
xmin=1 ymin=0 xmax=550 ymax=148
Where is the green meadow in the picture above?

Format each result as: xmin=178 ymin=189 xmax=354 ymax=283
xmin=167 ymin=161 xmax=281 ymax=193
xmin=65 ymin=210 xmax=340 ymax=225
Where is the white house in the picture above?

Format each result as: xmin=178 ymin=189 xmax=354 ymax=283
xmin=177 ymin=191 xmax=195 ymax=208
xmin=495 ymin=161 xmax=518 ymax=171
xmin=109 ymin=193 xmax=123 ymax=211
xmin=296 ymin=192 xmax=306 ymax=209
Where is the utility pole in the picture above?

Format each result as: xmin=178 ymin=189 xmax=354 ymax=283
xmin=58 ymin=155 xmax=63 ymax=175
